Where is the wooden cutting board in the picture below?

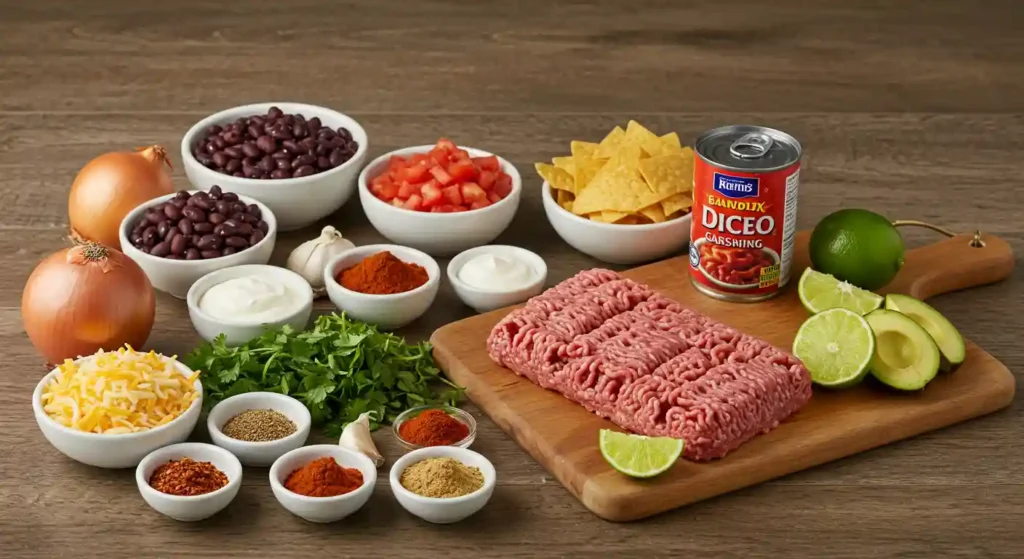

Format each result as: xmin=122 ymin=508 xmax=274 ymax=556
xmin=430 ymin=230 xmax=1016 ymax=522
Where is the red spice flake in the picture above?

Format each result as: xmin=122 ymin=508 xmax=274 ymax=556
xmin=398 ymin=408 xmax=470 ymax=447
xmin=149 ymin=458 xmax=228 ymax=496
xmin=337 ymin=251 xmax=429 ymax=295
xmin=284 ymin=456 xmax=365 ymax=497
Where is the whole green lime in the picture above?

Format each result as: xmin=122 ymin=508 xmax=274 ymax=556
xmin=809 ymin=209 xmax=905 ymax=290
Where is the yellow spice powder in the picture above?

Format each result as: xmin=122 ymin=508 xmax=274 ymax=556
xmin=399 ymin=457 xmax=484 ymax=498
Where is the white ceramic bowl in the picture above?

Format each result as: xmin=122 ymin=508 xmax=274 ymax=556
xmin=186 ymin=264 xmax=314 ymax=346
xmin=32 ymin=356 xmax=203 ymax=469
xmin=323 ymin=244 xmax=440 ymax=330
xmin=446 ymin=245 xmax=547 ymax=313
xmin=541 ymin=182 xmax=692 ymax=265
xmin=269 ymin=444 xmax=377 ymax=523
xmin=357 ymin=145 xmax=522 ymax=256
xmin=136 ymin=442 xmax=243 ymax=522
xmin=390 ymin=446 xmax=496 ymax=524
xmin=207 ymin=392 xmax=312 ymax=467
xmin=119 ymin=190 xmax=278 ymax=299
xmin=181 ymin=102 xmax=369 ymax=231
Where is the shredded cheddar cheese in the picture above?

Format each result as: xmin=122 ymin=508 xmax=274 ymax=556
xmin=41 ymin=346 xmax=200 ymax=434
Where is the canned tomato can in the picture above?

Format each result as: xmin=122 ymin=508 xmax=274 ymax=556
xmin=689 ymin=125 xmax=802 ymax=302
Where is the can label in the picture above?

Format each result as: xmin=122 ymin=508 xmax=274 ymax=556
xmin=690 ymin=158 xmax=799 ymax=298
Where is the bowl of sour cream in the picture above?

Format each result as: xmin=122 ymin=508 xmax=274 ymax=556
xmin=186 ymin=264 xmax=314 ymax=346
xmin=446 ymin=245 xmax=547 ymax=314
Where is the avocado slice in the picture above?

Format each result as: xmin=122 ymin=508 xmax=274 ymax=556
xmin=864 ymin=309 xmax=941 ymax=391
xmin=884 ymin=294 xmax=966 ymax=371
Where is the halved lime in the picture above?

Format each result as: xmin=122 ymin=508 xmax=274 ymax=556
xmin=798 ymin=267 xmax=883 ymax=315
xmin=599 ymin=429 xmax=684 ymax=478
xmin=793 ymin=307 xmax=876 ymax=388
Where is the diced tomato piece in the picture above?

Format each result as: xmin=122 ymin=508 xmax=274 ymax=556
xmin=429 ymin=165 xmax=453 ymax=186
xmin=473 ymin=155 xmax=500 ymax=172
xmin=447 ymin=159 xmax=477 ymax=182
xmin=487 ymin=191 xmax=502 ymax=204
xmin=493 ymin=172 xmax=513 ymax=198
xmin=379 ymin=182 xmax=399 ymax=200
xmin=477 ymin=170 xmax=496 ymax=190
xmin=428 ymin=148 xmax=449 ymax=167
xmin=391 ymin=198 xmax=405 ymax=208
xmin=442 ymin=185 xmax=463 ymax=206
xmin=431 ymin=204 xmax=458 ymax=213
xmin=420 ymin=180 xmax=444 ymax=208
xmin=403 ymin=194 xmax=423 ymax=211
xmin=460 ymin=183 xmax=488 ymax=204
xmin=435 ymin=138 xmax=457 ymax=153
xmin=399 ymin=162 xmax=430 ymax=184
xmin=469 ymin=199 xmax=492 ymax=210
xmin=408 ymin=153 xmax=430 ymax=166
xmin=397 ymin=182 xmax=418 ymax=199
xmin=386 ymin=155 xmax=406 ymax=172
xmin=451 ymin=205 xmax=469 ymax=212
xmin=453 ymin=148 xmax=470 ymax=160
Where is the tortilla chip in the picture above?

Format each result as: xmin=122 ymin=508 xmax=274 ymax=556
xmin=552 ymin=156 xmax=575 ymax=174
xmin=535 ymin=162 xmax=575 ymax=194
xmin=639 ymin=203 xmax=667 ymax=223
xmin=571 ymin=141 xmax=599 ymax=159
xmin=595 ymin=126 xmax=626 ymax=158
xmin=638 ymin=149 xmax=695 ymax=199
xmin=572 ymin=145 xmax=662 ymax=215
xmin=560 ymin=200 xmax=575 ymax=212
xmin=572 ymin=156 xmax=605 ymax=194
xmin=624 ymin=120 xmax=673 ymax=158
xmin=661 ymin=193 xmax=694 ymax=216
xmin=659 ymin=132 xmax=682 ymax=151
xmin=556 ymin=189 xmax=575 ymax=206
xmin=590 ymin=211 xmax=631 ymax=223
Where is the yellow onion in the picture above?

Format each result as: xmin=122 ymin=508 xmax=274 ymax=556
xmin=68 ymin=145 xmax=175 ymax=250
xmin=22 ymin=242 xmax=155 ymax=364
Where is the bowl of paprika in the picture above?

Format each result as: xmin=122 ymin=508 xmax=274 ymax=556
xmin=269 ymin=444 xmax=376 ymax=523
xmin=393 ymin=405 xmax=477 ymax=452
xmin=323 ymin=244 xmax=441 ymax=330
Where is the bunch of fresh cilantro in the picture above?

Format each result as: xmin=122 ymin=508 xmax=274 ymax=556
xmin=185 ymin=312 xmax=462 ymax=436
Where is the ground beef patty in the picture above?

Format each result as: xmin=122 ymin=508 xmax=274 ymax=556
xmin=486 ymin=269 xmax=812 ymax=461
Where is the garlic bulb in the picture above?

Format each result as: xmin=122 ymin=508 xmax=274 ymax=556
xmin=286 ymin=226 xmax=355 ymax=297
xmin=339 ymin=412 xmax=385 ymax=467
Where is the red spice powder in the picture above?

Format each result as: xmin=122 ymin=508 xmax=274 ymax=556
xmin=284 ymin=456 xmax=364 ymax=497
xmin=337 ymin=251 xmax=428 ymax=295
xmin=398 ymin=408 xmax=470 ymax=447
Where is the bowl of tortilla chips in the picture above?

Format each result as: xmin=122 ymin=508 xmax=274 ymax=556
xmin=537 ymin=121 xmax=693 ymax=265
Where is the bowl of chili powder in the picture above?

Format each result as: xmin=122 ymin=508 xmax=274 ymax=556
xmin=393 ymin=405 xmax=477 ymax=452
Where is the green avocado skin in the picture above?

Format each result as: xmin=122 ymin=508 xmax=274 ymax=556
xmin=884 ymin=294 xmax=966 ymax=372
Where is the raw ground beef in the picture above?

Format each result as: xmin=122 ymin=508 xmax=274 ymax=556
xmin=486 ymin=269 xmax=812 ymax=461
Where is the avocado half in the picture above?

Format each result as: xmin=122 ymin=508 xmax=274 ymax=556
xmin=864 ymin=309 xmax=941 ymax=391
xmin=885 ymin=294 xmax=966 ymax=372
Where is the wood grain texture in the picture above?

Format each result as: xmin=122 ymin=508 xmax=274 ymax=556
xmin=1 ymin=0 xmax=1023 ymax=556
xmin=430 ymin=231 xmax=1016 ymax=521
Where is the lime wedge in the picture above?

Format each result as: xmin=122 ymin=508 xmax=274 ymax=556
xmin=599 ymin=429 xmax=683 ymax=478
xmin=798 ymin=267 xmax=883 ymax=315
xmin=793 ymin=307 xmax=876 ymax=388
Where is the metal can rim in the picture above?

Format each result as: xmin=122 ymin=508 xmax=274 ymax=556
xmin=695 ymin=125 xmax=803 ymax=172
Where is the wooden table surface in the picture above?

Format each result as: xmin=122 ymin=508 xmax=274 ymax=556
xmin=2 ymin=1 xmax=1022 ymax=557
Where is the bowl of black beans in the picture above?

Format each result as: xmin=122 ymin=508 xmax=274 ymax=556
xmin=181 ymin=102 xmax=368 ymax=232
xmin=118 ymin=186 xmax=278 ymax=299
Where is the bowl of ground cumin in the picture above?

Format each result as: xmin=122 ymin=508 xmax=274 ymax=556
xmin=135 ymin=442 xmax=242 ymax=522
xmin=207 ymin=391 xmax=312 ymax=467
xmin=323 ymin=244 xmax=440 ymax=329
xmin=269 ymin=445 xmax=377 ymax=523
xmin=389 ymin=446 xmax=496 ymax=524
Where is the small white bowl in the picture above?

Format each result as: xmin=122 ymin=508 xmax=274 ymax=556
xmin=119 ymin=190 xmax=278 ymax=299
xmin=390 ymin=446 xmax=496 ymax=524
xmin=446 ymin=245 xmax=547 ymax=313
xmin=187 ymin=264 xmax=314 ymax=346
xmin=181 ymin=102 xmax=369 ymax=232
xmin=269 ymin=445 xmax=377 ymax=523
xmin=323 ymin=244 xmax=440 ymax=330
xmin=357 ymin=145 xmax=522 ymax=256
xmin=136 ymin=442 xmax=243 ymax=522
xmin=541 ymin=182 xmax=692 ymax=265
xmin=33 ymin=356 xmax=203 ymax=469
xmin=206 ymin=392 xmax=312 ymax=467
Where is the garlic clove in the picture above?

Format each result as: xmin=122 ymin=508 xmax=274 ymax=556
xmin=286 ymin=225 xmax=356 ymax=298
xmin=339 ymin=411 xmax=385 ymax=467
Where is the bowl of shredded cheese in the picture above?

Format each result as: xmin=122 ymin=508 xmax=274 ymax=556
xmin=32 ymin=345 xmax=203 ymax=468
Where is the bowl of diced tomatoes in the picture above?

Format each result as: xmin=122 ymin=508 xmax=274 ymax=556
xmin=358 ymin=139 xmax=522 ymax=256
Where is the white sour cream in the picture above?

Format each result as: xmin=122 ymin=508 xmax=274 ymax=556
xmin=458 ymin=253 xmax=535 ymax=291
xmin=198 ymin=275 xmax=304 ymax=323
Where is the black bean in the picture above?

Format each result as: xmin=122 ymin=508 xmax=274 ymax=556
xmin=329 ymin=148 xmax=346 ymax=167
xmin=209 ymin=212 xmax=226 ymax=225
xmin=165 ymin=255 xmax=182 ymax=260
xmin=271 ymin=150 xmax=291 ymax=160
xmin=212 ymin=152 xmax=228 ymax=168
xmin=246 ymin=204 xmax=261 ymax=219
xmin=214 ymin=223 xmax=226 ymax=236
xmin=182 ymin=206 xmax=206 ymax=223
xmin=166 ymin=227 xmax=180 ymax=242
xmin=293 ymin=165 xmax=316 ymax=178
xmin=163 ymin=204 xmax=182 ymax=220
xmin=205 ymin=142 xmax=219 ymax=155
xmin=268 ymin=106 xmax=283 ymax=118
xmin=206 ymin=124 xmax=223 ymax=136
xmin=150 ymin=241 xmax=170 ymax=257
xmin=175 ymin=190 xmax=191 ymax=200
xmin=257 ymin=135 xmax=276 ymax=153
xmin=282 ymin=139 xmax=301 ymax=153
xmin=317 ymin=156 xmax=332 ymax=170
xmin=223 ymin=131 xmax=241 ymax=145
xmin=247 ymin=125 xmax=261 ymax=139
xmin=318 ymin=127 xmax=336 ymax=140
xmin=197 ymin=234 xmax=222 ymax=250
xmin=221 ymin=192 xmax=239 ymax=202
xmin=222 ymin=247 xmax=238 ymax=256
xmin=131 ymin=233 xmax=143 ymax=245
xmin=338 ymin=127 xmax=353 ymax=141
xmin=231 ymin=202 xmax=246 ymax=214
xmin=178 ymin=219 xmax=194 ymax=235
xmin=293 ymin=154 xmax=315 ymax=167
xmin=271 ymin=169 xmax=289 ymax=179
xmin=146 ymin=211 xmax=165 ymax=225
xmin=201 ymin=249 xmax=222 ymax=259
xmin=157 ymin=221 xmax=170 ymax=239
xmin=242 ymin=142 xmax=261 ymax=158
xmin=236 ymin=212 xmax=258 ymax=224
xmin=293 ymin=122 xmax=307 ymax=138
xmin=250 ymin=229 xmax=265 ymax=245
xmin=225 ymin=236 xmax=249 ymax=248
xmin=185 ymin=248 xmax=201 ymax=260
xmin=212 ymin=136 xmax=226 ymax=149
xmin=236 ymin=222 xmax=254 ymax=236
xmin=258 ymin=155 xmax=274 ymax=173
xmin=257 ymin=220 xmax=269 ymax=234
xmin=190 ymin=234 xmax=203 ymax=246
xmin=232 ymin=171 xmax=245 ymax=177
xmin=315 ymin=144 xmax=331 ymax=157
xmin=308 ymin=117 xmax=321 ymax=133
xmin=212 ymin=201 xmax=230 ymax=215
xmin=270 ymin=124 xmax=293 ymax=140
xmin=194 ymin=222 xmax=214 ymax=233
xmin=224 ymin=146 xmax=243 ymax=159
xmin=275 ymin=158 xmax=291 ymax=171
xmin=168 ymin=233 xmax=185 ymax=255
xmin=224 ymin=159 xmax=240 ymax=173
xmin=196 ymin=153 xmax=213 ymax=166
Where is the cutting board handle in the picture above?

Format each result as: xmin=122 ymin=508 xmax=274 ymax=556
xmin=883 ymin=233 xmax=1014 ymax=300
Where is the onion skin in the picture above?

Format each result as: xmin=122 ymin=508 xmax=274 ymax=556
xmin=68 ymin=146 xmax=175 ymax=250
xmin=21 ymin=243 xmax=156 ymax=364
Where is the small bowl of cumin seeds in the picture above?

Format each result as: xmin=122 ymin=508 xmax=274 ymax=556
xmin=207 ymin=392 xmax=312 ymax=467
